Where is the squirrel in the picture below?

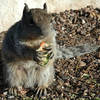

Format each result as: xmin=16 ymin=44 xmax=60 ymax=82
xmin=2 ymin=2 xmax=100 ymax=97
xmin=1 ymin=3 xmax=56 ymax=96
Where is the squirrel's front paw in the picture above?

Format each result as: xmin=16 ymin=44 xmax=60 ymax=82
xmin=34 ymin=44 xmax=54 ymax=65
xmin=33 ymin=51 xmax=47 ymax=62
xmin=36 ymin=46 xmax=54 ymax=65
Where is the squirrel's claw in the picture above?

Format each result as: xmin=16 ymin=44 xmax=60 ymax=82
xmin=8 ymin=87 xmax=19 ymax=96
xmin=43 ymin=45 xmax=52 ymax=51
xmin=35 ymin=87 xmax=47 ymax=97
xmin=8 ymin=87 xmax=27 ymax=96
xmin=49 ymin=51 xmax=54 ymax=59
xmin=35 ymin=51 xmax=47 ymax=62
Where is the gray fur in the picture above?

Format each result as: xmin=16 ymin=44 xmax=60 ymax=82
xmin=1 ymin=3 xmax=56 ymax=89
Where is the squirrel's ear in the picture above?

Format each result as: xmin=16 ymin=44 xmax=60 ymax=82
xmin=23 ymin=3 xmax=30 ymax=14
xmin=43 ymin=3 xmax=47 ymax=12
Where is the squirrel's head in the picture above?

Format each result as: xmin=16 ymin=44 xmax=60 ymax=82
xmin=21 ymin=3 xmax=52 ymax=40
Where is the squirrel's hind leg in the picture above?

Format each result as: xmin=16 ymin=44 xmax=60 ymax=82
xmin=4 ymin=63 xmax=28 ymax=95
xmin=35 ymin=65 xmax=54 ymax=97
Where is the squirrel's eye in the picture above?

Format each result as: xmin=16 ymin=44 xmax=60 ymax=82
xmin=29 ymin=18 xmax=34 ymax=25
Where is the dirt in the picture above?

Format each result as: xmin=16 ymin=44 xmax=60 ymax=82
xmin=0 ymin=6 xmax=100 ymax=100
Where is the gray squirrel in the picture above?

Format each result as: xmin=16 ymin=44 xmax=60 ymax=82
xmin=1 ymin=3 xmax=56 ymax=96
xmin=1 ymin=2 xmax=100 ymax=96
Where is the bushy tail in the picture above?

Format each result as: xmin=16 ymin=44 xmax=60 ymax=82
xmin=56 ymin=43 xmax=100 ymax=59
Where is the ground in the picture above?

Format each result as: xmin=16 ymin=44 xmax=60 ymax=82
xmin=0 ymin=6 xmax=100 ymax=100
